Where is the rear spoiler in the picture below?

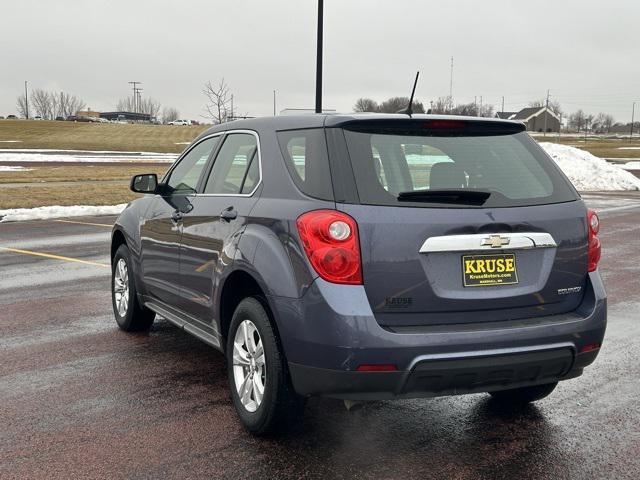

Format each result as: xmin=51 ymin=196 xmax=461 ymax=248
xmin=336 ymin=118 xmax=526 ymax=136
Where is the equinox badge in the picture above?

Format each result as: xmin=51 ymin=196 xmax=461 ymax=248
xmin=481 ymin=235 xmax=511 ymax=248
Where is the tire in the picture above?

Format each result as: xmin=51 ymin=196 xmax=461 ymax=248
xmin=226 ymin=297 xmax=304 ymax=435
xmin=111 ymin=244 xmax=155 ymax=332
xmin=489 ymin=382 xmax=558 ymax=404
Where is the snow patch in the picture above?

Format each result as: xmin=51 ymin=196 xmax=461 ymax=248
xmin=0 ymin=140 xmax=23 ymax=143
xmin=621 ymin=161 xmax=640 ymax=170
xmin=539 ymin=143 xmax=640 ymax=191
xmin=0 ymin=204 xmax=127 ymax=222
xmin=0 ymin=166 xmax=31 ymax=172
xmin=618 ymin=147 xmax=640 ymax=150
xmin=0 ymin=149 xmax=177 ymax=163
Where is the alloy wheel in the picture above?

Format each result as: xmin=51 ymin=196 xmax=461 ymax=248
xmin=113 ymin=258 xmax=130 ymax=317
xmin=232 ymin=319 xmax=266 ymax=412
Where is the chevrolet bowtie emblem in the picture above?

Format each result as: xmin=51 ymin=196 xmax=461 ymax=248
xmin=481 ymin=235 xmax=511 ymax=248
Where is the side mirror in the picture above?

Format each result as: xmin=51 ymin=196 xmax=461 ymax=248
xmin=130 ymin=174 xmax=158 ymax=193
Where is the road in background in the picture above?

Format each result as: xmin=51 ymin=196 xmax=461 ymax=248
xmin=1 ymin=193 xmax=639 ymax=479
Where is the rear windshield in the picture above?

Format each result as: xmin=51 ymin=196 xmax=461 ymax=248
xmin=342 ymin=127 xmax=577 ymax=208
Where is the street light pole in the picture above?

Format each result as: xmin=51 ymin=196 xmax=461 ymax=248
xmin=315 ymin=0 xmax=324 ymax=114
xmin=24 ymin=81 xmax=29 ymax=119
xmin=631 ymin=102 xmax=636 ymax=141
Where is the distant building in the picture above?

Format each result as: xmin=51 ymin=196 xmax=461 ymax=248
xmin=499 ymin=107 xmax=560 ymax=132
xmin=100 ymin=111 xmax=151 ymax=122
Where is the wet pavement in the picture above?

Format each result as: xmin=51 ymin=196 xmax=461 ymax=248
xmin=1 ymin=193 xmax=639 ymax=479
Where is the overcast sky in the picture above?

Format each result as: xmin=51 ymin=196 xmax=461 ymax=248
xmin=1 ymin=0 xmax=638 ymax=121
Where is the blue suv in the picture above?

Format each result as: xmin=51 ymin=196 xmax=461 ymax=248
xmin=111 ymin=114 xmax=606 ymax=435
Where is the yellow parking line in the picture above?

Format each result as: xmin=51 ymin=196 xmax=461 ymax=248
xmin=54 ymin=219 xmax=113 ymax=228
xmin=0 ymin=247 xmax=110 ymax=268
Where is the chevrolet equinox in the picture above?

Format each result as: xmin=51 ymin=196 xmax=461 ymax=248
xmin=111 ymin=114 xmax=606 ymax=435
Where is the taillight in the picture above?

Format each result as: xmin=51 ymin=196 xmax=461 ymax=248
xmin=587 ymin=209 xmax=601 ymax=272
xmin=296 ymin=210 xmax=362 ymax=285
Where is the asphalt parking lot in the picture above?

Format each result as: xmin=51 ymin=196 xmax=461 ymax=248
xmin=1 ymin=193 xmax=639 ymax=480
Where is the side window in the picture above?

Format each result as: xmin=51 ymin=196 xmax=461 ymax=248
xmin=166 ymin=136 xmax=219 ymax=194
xmin=276 ymin=129 xmax=333 ymax=200
xmin=203 ymin=133 xmax=259 ymax=195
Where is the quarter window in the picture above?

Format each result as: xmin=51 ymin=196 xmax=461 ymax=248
xmin=277 ymin=129 xmax=333 ymax=200
xmin=166 ymin=137 xmax=219 ymax=194
xmin=204 ymin=133 xmax=260 ymax=195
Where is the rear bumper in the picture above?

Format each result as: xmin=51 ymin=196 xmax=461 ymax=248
xmin=289 ymin=347 xmax=599 ymax=400
xmin=270 ymin=272 xmax=606 ymax=400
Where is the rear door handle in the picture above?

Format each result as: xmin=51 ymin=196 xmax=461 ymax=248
xmin=171 ymin=211 xmax=183 ymax=222
xmin=220 ymin=207 xmax=237 ymax=222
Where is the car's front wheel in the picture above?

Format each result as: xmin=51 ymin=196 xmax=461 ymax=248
xmin=226 ymin=297 xmax=304 ymax=435
xmin=489 ymin=382 xmax=558 ymax=404
xmin=111 ymin=244 xmax=155 ymax=332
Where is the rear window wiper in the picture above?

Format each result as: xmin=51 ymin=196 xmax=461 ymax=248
xmin=397 ymin=189 xmax=492 ymax=205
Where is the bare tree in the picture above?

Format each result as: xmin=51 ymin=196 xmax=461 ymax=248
xmin=31 ymin=89 xmax=56 ymax=119
xmin=115 ymin=96 xmax=160 ymax=117
xmin=568 ymin=110 xmax=586 ymax=132
xmin=431 ymin=100 xmax=494 ymax=118
xmin=16 ymin=93 xmax=29 ymax=118
xmin=203 ymin=79 xmax=232 ymax=124
xmin=144 ymin=98 xmax=162 ymax=118
xmin=353 ymin=98 xmax=379 ymax=113
xmin=116 ymin=97 xmax=135 ymax=112
xmin=162 ymin=107 xmax=180 ymax=123
xmin=377 ymin=96 xmax=425 ymax=114
xmin=592 ymin=113 xmax=615 ymax=133
xmin=56 ymin=92 xmax=85 ymax=118
xmin=430 ymin=96 xmax=453 ymax=114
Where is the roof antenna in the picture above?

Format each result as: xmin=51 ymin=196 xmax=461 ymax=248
xmin=402 ymin=71 xmax=420 ymax=117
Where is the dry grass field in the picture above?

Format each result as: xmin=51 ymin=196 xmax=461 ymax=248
xmin=0 ymin=164 xmax=169 ymax=185
xmin=0 ymin=119 xmax=207 ymax=153
xmin=531 ymin=134 xmax=640 ymax=161
xmin=0 ymin=164 xmax=170 ymax=209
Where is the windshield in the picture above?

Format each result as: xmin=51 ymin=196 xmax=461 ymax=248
xmin=342 ymin=129 xmax=578 ymax=208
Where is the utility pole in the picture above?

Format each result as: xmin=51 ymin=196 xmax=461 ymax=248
xmin=230 ymin=94 xmax=234 ymax=122
xmin=24 ymin=81 xmax=29 ymax=119
xmin=632 ymin=102 xmax=636 ymax=141
xmin=137 ymin=88 xmax=143 ymax=117
xmin=479 ymin=96 xmax=483 ymax=117
xmin=273 ymin=90 xmax=277 ymax=116
xmin=544 ymin=89 xmax=550 ymax=137
xmin=128 ymin=81 xmax=142 ymax=113
xmin=501 ymin=96 xmax=505 ymax=115
xmin=449 ymin=56 xmax=454 ymax=101
xmin=315 ymin=0 xmax=324 ymax=114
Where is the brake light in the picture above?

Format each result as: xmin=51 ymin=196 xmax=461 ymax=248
xmin=296 ymin=210 xmax=362 ymax=285
xmin=356 ymin=364 xmax=397 ymax=372
xmin=423 ymin=120 xmax=467 ymax=129
xmin=587 ymin=209 xmax=601 ymax=272
xmin=580 ymin=342 xmax=601 ymax=353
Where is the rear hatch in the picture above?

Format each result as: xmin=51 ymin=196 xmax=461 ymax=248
xmin=329 ymin=118 xmax=588 ymax=327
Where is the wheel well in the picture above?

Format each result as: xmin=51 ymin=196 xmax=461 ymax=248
xmin=219 ymin=270 xmax=268 ymax=343
xmin=111 ymin=230 xmax=126 ymax=261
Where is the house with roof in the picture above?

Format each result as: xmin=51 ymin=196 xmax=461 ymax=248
xmin=495 ymin=107 xmax=560 ymax=132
